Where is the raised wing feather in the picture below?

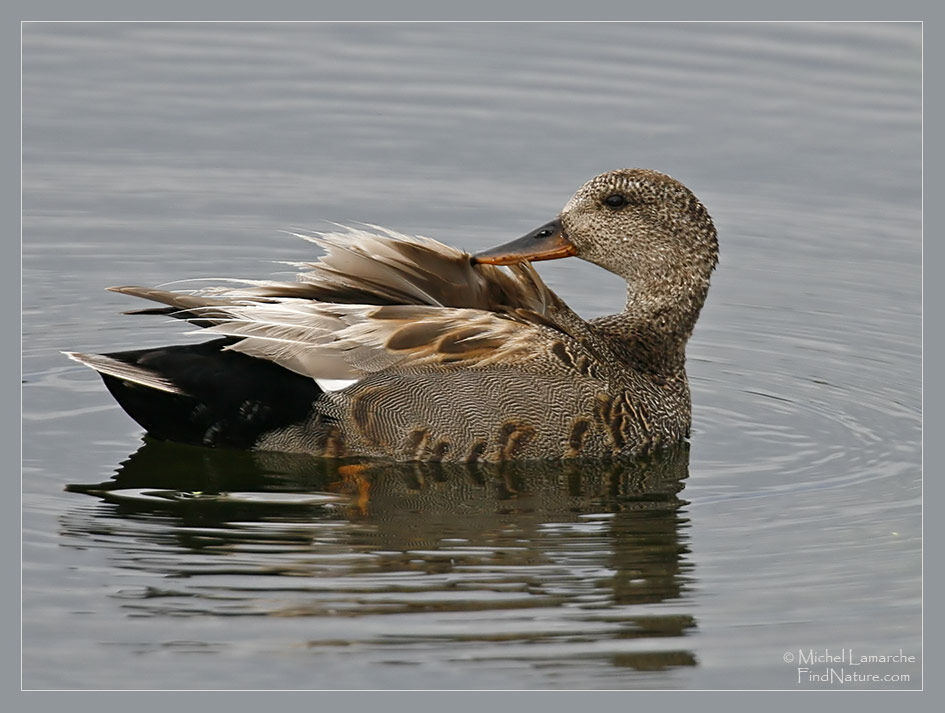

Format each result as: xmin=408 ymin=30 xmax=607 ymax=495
xmin=191 ymin=301 xmax=543 ymax=380
xmin=108 ymin=227 xmax=589 ymax=382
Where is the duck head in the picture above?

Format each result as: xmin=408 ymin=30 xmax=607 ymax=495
xmin=473 ymin=168 xmax=718 ymax=290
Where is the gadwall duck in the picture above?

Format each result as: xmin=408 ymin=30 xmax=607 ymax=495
xmin=67 ymin=169 xmax=718 ymax=461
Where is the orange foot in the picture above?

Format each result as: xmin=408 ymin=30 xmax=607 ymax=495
xmin=329 ymin=463 xmax=372 ymax=515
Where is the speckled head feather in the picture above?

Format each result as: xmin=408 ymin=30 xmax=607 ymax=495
xmin=561 ymin=169 xmax=717 ymax=276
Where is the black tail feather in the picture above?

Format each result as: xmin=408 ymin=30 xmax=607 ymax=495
xmin=96 ymin=338 xmax=323 ymax=449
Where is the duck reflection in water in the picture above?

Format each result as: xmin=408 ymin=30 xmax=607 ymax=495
xmin=66 ymin=442 xmax=697 ymax=674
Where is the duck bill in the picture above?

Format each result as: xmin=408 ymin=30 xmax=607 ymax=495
xmin=471 ymin=219 xmax=577 ymax=265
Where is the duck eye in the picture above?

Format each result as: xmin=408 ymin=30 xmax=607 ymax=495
xmin=604 ymin=193 xmax=628 ymax=208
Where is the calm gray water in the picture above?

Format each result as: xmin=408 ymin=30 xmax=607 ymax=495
xmin=22 ymin=22 xmax=921 ymax=689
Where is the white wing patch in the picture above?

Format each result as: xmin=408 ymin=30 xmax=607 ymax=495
xmin=314 ymin=378 xmax=359 ymax=392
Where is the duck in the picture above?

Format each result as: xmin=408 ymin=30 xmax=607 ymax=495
xmin=66 ymin=168 xmax=718 ymax=462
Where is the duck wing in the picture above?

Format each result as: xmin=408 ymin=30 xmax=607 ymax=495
xmin=108 ymin=227 xmax=592 ymax=383
xmin=116 ymin=226 xmax=561 ymax=313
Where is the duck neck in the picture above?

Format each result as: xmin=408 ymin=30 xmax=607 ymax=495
xmin=593 ymin=281 xmax=708 ymax=378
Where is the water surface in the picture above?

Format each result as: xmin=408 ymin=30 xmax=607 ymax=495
xmin=22 ymin=22 xmax=921 ymax=689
